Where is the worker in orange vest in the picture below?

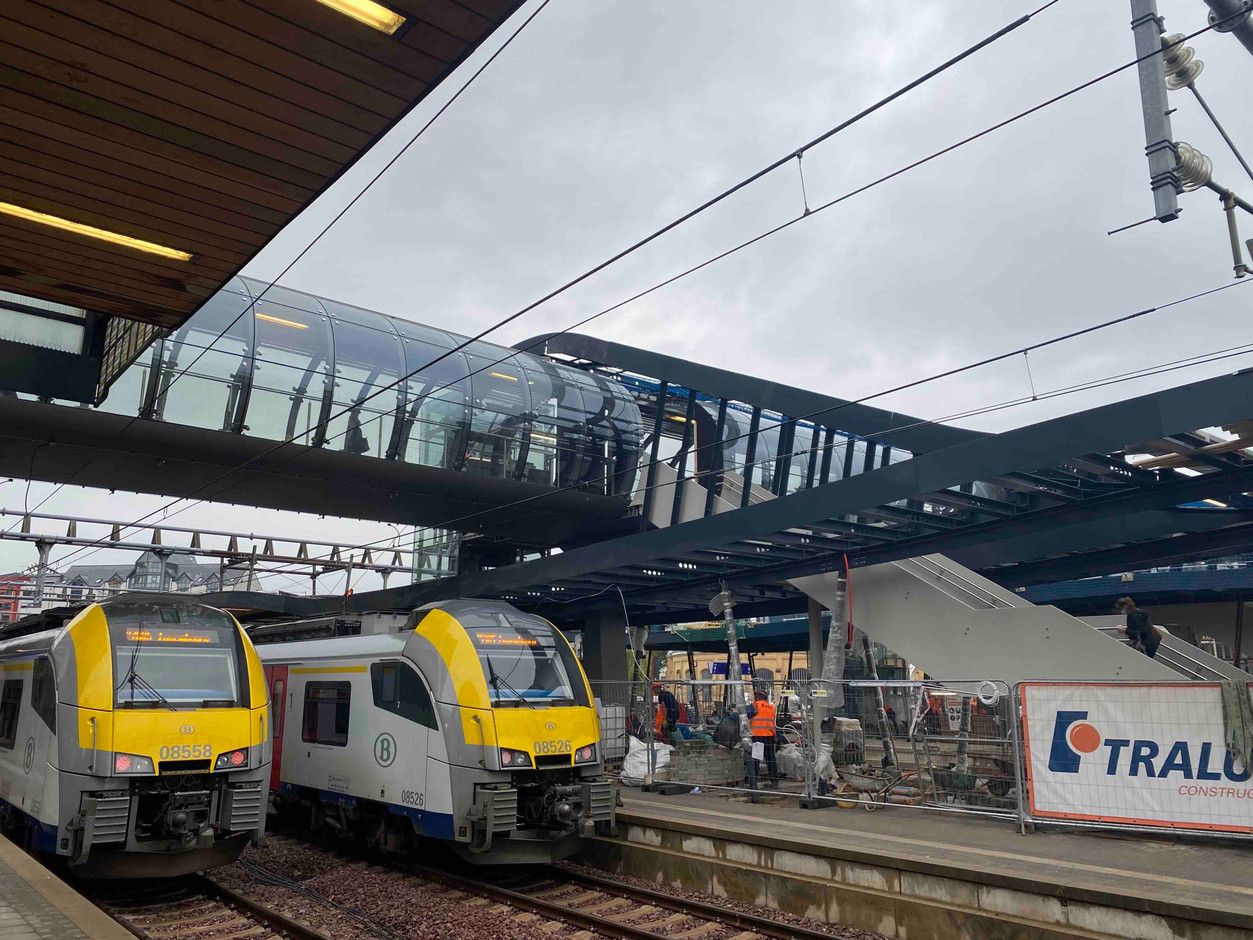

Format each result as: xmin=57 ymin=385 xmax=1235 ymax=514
xmin=652 ymin=683 xmax=679 ymax=743
xmin=747 ymin=688 xmax=779 ymax=788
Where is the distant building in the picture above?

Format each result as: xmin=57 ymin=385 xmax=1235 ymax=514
xmin=55 ymin=552 xmax=250 ymax=604
xmin=0 ymin=573 xmax=32 ymax=624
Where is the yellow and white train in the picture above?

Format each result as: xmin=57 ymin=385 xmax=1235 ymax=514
xmin=258 ymin=599 xmax=615 ymax=863
xmin=0 ymin=596 xmax=269 ymax=876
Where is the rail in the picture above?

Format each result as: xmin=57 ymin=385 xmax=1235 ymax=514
xmin=91 ymin=873 xmax=330 ymax=940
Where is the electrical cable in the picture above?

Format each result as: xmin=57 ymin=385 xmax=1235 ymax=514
xmin=39 ymin=11 xmax=1241 ymax=573
xmin=417 ymin=335 xmax=1253 ymax=558
xmin=161 ymin=279 xmax=1253 ymax=595
xmin=52 ymin=270 xmax=1253 ymax=581
xmin=287 ymin=276 xmax=1253 ymax=557
xmin=25 ymin=0 xmax=1061 ymax=556
xmin=529 ymin=339 xmax=1253 ymax=610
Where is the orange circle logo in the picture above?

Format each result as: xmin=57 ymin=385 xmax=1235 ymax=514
xmin=1069 ymin=722 xmax=1101 ymax=754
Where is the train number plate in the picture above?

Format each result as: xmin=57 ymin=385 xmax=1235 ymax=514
xmin=159 ymin=743 xmax=211 ymax=760
xmin=401 ymin=789 xmax=425 ymax=808
xmin=533 ymin=739 xmax=571 ymax=755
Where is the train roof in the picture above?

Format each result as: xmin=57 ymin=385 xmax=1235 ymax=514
xmin=253 ymin=633 xmax=407 ymax=663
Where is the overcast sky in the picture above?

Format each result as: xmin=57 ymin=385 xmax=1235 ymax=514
xmin=6 ymin=0 xmax=1253 ymax=591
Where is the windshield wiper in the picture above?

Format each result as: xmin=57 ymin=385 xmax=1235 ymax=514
xmin=117 ymin=662 xmax=177 ymax=711
xmin=486 ymin=656 xmax=534 ymax=709
xmin=133 ymin=673 xmax=177 ymax=711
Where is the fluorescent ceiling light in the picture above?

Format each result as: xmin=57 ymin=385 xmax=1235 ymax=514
xmin=256 ymin=312 xmax=309 ymax=329
xmin=312 ymin=0 xmax=406 ymax=34
xmin=0 ymin=201 xmax=193 ymax=262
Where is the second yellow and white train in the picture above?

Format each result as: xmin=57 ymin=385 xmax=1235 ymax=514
xmin=257 ymin=599 xmax=615 ymax=863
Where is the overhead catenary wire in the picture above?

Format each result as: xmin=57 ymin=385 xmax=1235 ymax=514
xmin=45 ymin=7 xmax=1253 ymax=576
xmin=303 ymin=275 xmax=1253 ymax=549
xmin=33 ymin=1 xmax=1066 ymax=570
xmin=60 ymin=275 xmax=1253 ymax=583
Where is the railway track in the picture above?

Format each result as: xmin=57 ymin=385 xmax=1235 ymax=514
xmin=91 ymin=874 xmax=331 ymax=940
xmin=245 ymin=832 xmax=853 ymax=940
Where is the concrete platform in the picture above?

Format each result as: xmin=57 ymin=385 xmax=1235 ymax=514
xmin=582 ymin=788 xmax=1253 ymax=940
xmin=0 ymin=836 xmax=131 ymax=940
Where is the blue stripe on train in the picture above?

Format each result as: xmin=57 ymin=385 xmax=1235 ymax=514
xmin=278 ymin=783 xmax=456 ymax=840
xmin=0 ymin=795 xmax=59 ymax=853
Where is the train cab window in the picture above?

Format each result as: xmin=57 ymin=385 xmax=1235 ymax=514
xmin=0 ymin=679 xmax=22 ymax=750
xmin=30 ymin=659 xmax=55 ymax=732
xmin=463 ymin=610 xmax=591 ymax=708
xmin=302 ymin=681 xmax=351 ymax=746
xmin=104 ymin=601 xmax=248 ymax=709
xmin=371 ymin=662 xmax=436 ymax=729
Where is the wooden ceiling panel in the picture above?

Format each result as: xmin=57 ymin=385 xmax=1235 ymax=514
xmin=1 ymin=25 xmax=372 ymax=160
xmin=1 ymin=105 xmax=310 ymax=214
xmin=0 ymin=0 xmax=526 ymax=331
xmin=393 ymin=0 xmax=494 ymax=44
xmin=0 ymin=138 xmax=289 ymax=232
xmin=4 ymin=2 xmax=382 ymax=148
xmin=1 ymin=156 xmax=277 ymax=242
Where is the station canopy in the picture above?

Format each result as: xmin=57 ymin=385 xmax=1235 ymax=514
xmin=0 ymin=0 xmax=524 ymax=394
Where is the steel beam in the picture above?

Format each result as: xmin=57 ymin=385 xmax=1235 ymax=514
xmin=515 ymin=332 xmax=984 ymax=453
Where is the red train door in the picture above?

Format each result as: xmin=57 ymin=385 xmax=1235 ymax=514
xmin=264 ymin=665 xmax=288 ymax=791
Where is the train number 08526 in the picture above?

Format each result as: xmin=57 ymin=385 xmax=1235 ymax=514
xmin=533 ymin=739 xmax=571 ymax=755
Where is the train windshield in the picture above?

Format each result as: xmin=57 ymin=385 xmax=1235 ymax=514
xmin=465 ymin=614 xmax=588 ymax=707
xmin=105 ymin=601 xmax=244 ymax=708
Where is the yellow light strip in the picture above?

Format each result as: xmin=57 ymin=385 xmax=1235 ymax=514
xmin=311 ymin=0 xmax=406 ymax=34
xmin=490 ymin=371 xmax=519 ymax=382
xmin=0 ymin=201 xmax=193 ymax=261
xmin=256 ymin=312 xmax=309 ymax=330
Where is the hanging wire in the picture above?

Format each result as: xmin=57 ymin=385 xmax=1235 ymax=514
xmin=1022 ymin=350 xmax=1039 ymax=400
xmin=795 ymin=153 xmax=812 ymax=216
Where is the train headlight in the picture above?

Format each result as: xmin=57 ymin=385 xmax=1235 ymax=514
xmin=214 ymin=749 xmax=248 ymax=770
xmin=499 ymin=748 xmax=531 ymax=768
xmin=113 ymin=753 xmax=154 ymax=774
xmin=574 ymin=744 xmax=597 ymax=764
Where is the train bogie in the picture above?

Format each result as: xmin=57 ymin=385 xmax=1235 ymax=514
xmin=259 ymin=600 xmax=616 ymax=864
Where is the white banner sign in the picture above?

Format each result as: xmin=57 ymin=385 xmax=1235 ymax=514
xmin=1021 ymin=682 xmax=1253 ymax=833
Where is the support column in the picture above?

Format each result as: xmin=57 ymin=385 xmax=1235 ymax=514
xmin=581 ymin=608 xmax=630 ymax=683
xmin=807 ymin=596 xmax=824 ymax=681
xmin=33 ymin=539 xmax=53 ymax=609
xmin=1234 ymin=594 xmax=1245 ymax=669
xmin=1130 ymin=0 xmax=1182 ymax=221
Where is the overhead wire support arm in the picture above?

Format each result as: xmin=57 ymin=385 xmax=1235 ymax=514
xmin=1187 ymin=84 xmax=1253 ymax=182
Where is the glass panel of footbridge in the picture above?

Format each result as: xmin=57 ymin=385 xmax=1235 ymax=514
xmin=125 ymin=279 xmax=255 ymax=431
xmin=392 ymin=320 xmax=471 ymax=471
xmin=465 ymin=344 xmax=531 ymax=480
xmin=243 ymin=285 xmax=333 ymax=446
xmin=319 ymin=300 xmax=405 ymax=459
xmin=520 ymin=358 xmax=592 ymax=490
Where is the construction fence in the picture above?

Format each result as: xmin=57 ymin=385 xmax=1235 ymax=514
xmin=589 ymin=677 xmax=1253 ymax=839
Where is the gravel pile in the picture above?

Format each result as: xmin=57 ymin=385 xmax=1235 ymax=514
xmin=557 ymin=861 xmax=890 ymax=940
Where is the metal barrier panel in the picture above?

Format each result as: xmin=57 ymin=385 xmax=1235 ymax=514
xmin=1017 ymin=680 xmax=1253 ymax=837
xmin=590 ymin=676 xmax=1025 ymax=822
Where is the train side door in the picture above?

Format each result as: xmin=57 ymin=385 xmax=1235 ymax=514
xmin=370 ymin=662 xmax=430 ymax=821
xmin=264 ymin=665 xmax=288 ymax=791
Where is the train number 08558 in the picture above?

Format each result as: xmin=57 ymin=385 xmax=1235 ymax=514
xmin=159 ymin=744 xmax=211 ymax=760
